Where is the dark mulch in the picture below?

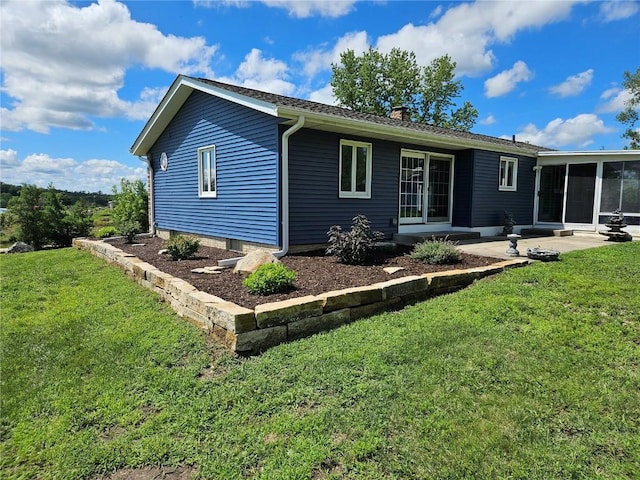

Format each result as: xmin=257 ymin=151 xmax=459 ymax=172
xmin=110 ymin=236 xmax=501 ymax=310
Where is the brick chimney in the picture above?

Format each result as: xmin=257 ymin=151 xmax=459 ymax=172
xmin=390 ymin=105 xmax=411 ymax=122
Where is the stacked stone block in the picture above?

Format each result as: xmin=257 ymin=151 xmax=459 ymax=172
xmin=74 ymin=238 xmax=529 ymax=355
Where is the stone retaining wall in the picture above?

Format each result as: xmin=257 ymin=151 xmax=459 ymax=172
xmin=73 ymin=238 xmax=529 ymax=354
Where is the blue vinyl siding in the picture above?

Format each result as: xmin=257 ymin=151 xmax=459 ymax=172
xmin=470 ymin=150 xmax=536 ymax=227
xmin=288 ymin=128 xmax=461 ymax=245
xmin=149 ymin=90 xmax=280 ymax=245
xmin=288 ymin=129 xmax=399 ymax=245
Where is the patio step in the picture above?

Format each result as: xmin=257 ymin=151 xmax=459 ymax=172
xmin=521 ymin=228 xmax=574 ymax=237
xmin=393 ymin=231 xmax=481 ymax=246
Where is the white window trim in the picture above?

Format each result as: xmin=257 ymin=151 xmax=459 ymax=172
xmin=339 ymin=139 xmax=372 ymax=199
xmin=198 ymin=145 xmax=217 ymax=198
xmin=499 ymin=156 xmax=518 ymax=192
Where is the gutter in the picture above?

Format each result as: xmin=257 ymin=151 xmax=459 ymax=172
xmin=138 ymin=155 xmax=156 ymax=235
xmin=218 ymin=115 xmax=305 ymax=267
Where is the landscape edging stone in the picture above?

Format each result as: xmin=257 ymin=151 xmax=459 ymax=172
xmin=73 ymin=238 xmax=526 ymax=354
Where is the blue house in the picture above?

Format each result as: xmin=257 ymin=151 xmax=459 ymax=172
xmin=130 ymin=75 xmax=561 ymax=254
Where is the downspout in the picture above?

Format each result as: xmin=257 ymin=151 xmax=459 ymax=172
xmin=218 ymin=115 xmax=305 ymax=267
xmin=139 ymin=155 xmax=156 ymax=235
xmin=274 ymin=115 xmax=305 ymax=258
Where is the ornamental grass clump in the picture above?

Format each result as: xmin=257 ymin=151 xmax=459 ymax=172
xmin=165 ymin=234 xmax=200 ymax=260
xmin=243 ymin=263 xmax=297 ymax=295
xmin=326 ymin=214 xmax=384 ymax=265
xmin=410 ymin=237 xmax=461 ymax=265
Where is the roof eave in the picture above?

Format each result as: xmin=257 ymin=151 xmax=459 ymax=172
xmin=276 ymin=106 xmax=543 ymax=156
xmin=538 ymin=150 xmax=640 ymax=157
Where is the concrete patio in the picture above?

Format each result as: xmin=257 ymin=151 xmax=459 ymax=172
xmin=457 ymin=232 xmax=636 ymax=260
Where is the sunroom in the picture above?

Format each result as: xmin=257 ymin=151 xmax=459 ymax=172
xmin=534 ymin=150 xmax=640 ymax=235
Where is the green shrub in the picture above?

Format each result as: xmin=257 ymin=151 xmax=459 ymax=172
xmin=111 ymin=179 xmax=148 ymax=233
xmin=165 ymin=234 xmax=200 ymax=260
xmin=410 ymin=237 xmax=461 ymax=265
xmin=96 ymin=226 xmax=118 ymax=238
xmin=117 ymin=220 xmax=141 ymax=244
xmin=326 ymin=214 xmax=384 ymax=265
xmin=243 ymin=263 xmax=297 ymax=295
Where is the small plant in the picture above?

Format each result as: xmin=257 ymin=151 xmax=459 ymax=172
xmin=326 ymin=214 xmax=384 ymax=265
xmin=410 ymin=237 xmax=461 ymax=265
xmin=117 ymin=219 xmax=141 ymax=243
xmin=165 ymin=234 xmax=200 ymax=260
xmin=243 ymin=263 xmax=297 ymax=295
xmin=96 ymin=226 xmax=118 ymax=238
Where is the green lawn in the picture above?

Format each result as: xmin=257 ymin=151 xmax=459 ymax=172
xmin=1 ymin=243 xmax=639 ymax=479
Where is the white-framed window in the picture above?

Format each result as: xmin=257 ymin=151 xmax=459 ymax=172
xmin=499 ymin=156 xmax=518 ymax=191
xmin=198 ymin=145 xmax=217 ymax=197
xmin=339 ymin=140 xmax=372 ymax=198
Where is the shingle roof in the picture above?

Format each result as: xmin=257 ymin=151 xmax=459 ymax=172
xmin=195 ymin=76 xmax=552 ymax=154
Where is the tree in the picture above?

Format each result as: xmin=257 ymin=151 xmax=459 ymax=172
xmin=62 ymin=200 xmax=93 ymax=244
xmin=7 ymin=184 xmax=46 ymax=249
xmin=617 ymin=67 xmax=640 ymax=150
xmin=112 ymin=179 xmax=149 ymax=237
xmin=42 ymin=185 xmax=67 ymax=247
xmin=331 ymin=48 xmax=478 ymax=131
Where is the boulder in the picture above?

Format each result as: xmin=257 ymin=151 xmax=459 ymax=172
xmin=7 ymin=242 xmax=34 ymax=254
xmin=233 ymin=249 xmax=278 ymax=274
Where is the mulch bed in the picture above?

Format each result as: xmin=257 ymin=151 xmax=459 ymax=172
xmin=109 ymin=236 xmax=501 ymax=310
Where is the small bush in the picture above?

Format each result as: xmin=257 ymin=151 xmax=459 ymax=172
xmin=326 ymin=214 xmax=384 ymax=265
xmin=165 ymin=234 xmax=200 ymax=260
xmin=410 ymin=237 xmax=461 ymax=265
xmin=96 ymin=226 xmax=118 ymax=238
xmin=117 ymin=220 xmax=141 ymax=243
xmin=243 ymin=263 xmax=297 ymax=295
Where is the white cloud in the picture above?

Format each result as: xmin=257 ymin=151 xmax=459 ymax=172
xmin=194 ymin=0 xmax=356 ymax=17
xmin=308 ymin=84 xmax=337 ymax=105
xmin=0 ymin=149 xmax=20 ymax=167
xmin=600 ymin=0 xmax=640 ymax=21
xmin=599 ymin=87 xmax=633 ymax=113
xmin=263 ymin=0 xmax=356 ymax=18
xmin=484 ymin=61 xmax=533 ymax=98
xmin=218 ymin=48 xmax=296 ymax=96
xmin=0 ymin=149 xmax=146 ymax=193
xmin=550 ymin=69 xmax=594 ymax=97
xmin=0 ymin=0 xmax=217 ymax=133
xmin=376 ymin=1 xmax=578 ymax=76
xmin=513 ymin=114 xmax=615 ymax=148
xmin=294 ymin=31 xmax=369 ymax=78
xmin=479 ymin=114 xmax=497 ymax=126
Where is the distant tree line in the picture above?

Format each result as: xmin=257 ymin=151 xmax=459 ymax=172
xmin=0 ymin=182 xmax=112 ymax=209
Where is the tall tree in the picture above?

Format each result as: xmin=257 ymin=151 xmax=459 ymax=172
xmin=331 ymin=48 xmax=478 ymax=131
xmin=617 ymin=67 xmax=640 ymax=150
xmin=7 ymin=184 xmax=46 ymax=249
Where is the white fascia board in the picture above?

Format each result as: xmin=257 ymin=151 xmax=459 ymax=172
xmin=130 ymin=75 xmax=192 ymax=156
xmin=538 ymin=150 xmax=640 ymax=158
xmin=181 ymin=77 xmax=278 ymax=117
xmin=276 ymin=106 xmax=539 ymax=156
xmin=131 ymin=76 xmax=279 ymax=157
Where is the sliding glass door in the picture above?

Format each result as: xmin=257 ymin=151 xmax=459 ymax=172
xmin=400 ymin=151 xmax=453 ymax=224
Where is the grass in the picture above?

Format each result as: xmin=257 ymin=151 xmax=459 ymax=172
xmin=1 ymin=243 xmax=639 ymax=479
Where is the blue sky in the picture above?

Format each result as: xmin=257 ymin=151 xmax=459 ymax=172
xmin=1 ymin=0 xmax=639 ymax=193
